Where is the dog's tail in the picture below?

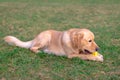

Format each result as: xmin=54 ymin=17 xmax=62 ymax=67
xmin=4 ymin=36 xmax=33 ymax=49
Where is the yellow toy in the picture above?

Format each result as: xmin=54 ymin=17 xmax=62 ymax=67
xmin=92 ymin=51 xmax=99 ymax=56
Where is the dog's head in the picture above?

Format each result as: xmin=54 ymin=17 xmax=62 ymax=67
xmin=71 ymin=29 xmax=99 ymax=54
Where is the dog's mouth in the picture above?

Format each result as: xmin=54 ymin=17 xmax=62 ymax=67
xmin=79 ymin=49 xmax=92 ymax=54
xmin=84 ymin=49 xmax=92 ymax=54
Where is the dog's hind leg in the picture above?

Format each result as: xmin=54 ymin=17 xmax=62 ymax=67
xmin=30 ymin=44 xmax=44 ymax=53
xmin=30 ymin=31 xmax=51 ymax=53
xmin=30 ymin=38 xmax=50 ymax=53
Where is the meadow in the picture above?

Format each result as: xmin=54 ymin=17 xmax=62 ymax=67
xmin=0 ymin=0 xmax=120 ymax=80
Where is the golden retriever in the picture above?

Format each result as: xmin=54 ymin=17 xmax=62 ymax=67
xmin=4 ymin=28 xmax=103 ymax=62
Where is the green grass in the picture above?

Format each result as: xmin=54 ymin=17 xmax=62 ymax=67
xmin=0 ymin=0 xmax=120 ymax=80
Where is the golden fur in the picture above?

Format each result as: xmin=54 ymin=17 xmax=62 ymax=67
xmin=4 ymin=28 xmax=103 ymax=62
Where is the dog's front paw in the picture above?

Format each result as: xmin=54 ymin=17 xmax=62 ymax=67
xmin=93 ymin=54 xmax=104 ymax=62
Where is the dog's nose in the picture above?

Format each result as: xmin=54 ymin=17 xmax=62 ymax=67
xmin=95 ymin=47 xmax=99 ymax=51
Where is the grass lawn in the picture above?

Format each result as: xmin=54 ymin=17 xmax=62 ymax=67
xmin=0 ymin=0 xmax=120 ymax=80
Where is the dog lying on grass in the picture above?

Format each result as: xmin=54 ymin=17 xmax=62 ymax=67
xmin=4 ymin=28 xmax=103 ymax=62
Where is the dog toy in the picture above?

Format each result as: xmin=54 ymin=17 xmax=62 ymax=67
xmin=92 ymin=51 xmax=99 ymax=56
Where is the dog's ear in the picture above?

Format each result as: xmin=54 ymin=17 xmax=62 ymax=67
xmin=71 ymin=32 xmax=84 ymax=49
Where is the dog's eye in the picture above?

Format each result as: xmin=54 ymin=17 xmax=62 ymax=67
xmin=89 ymin=40 xmax=92 ymax=42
